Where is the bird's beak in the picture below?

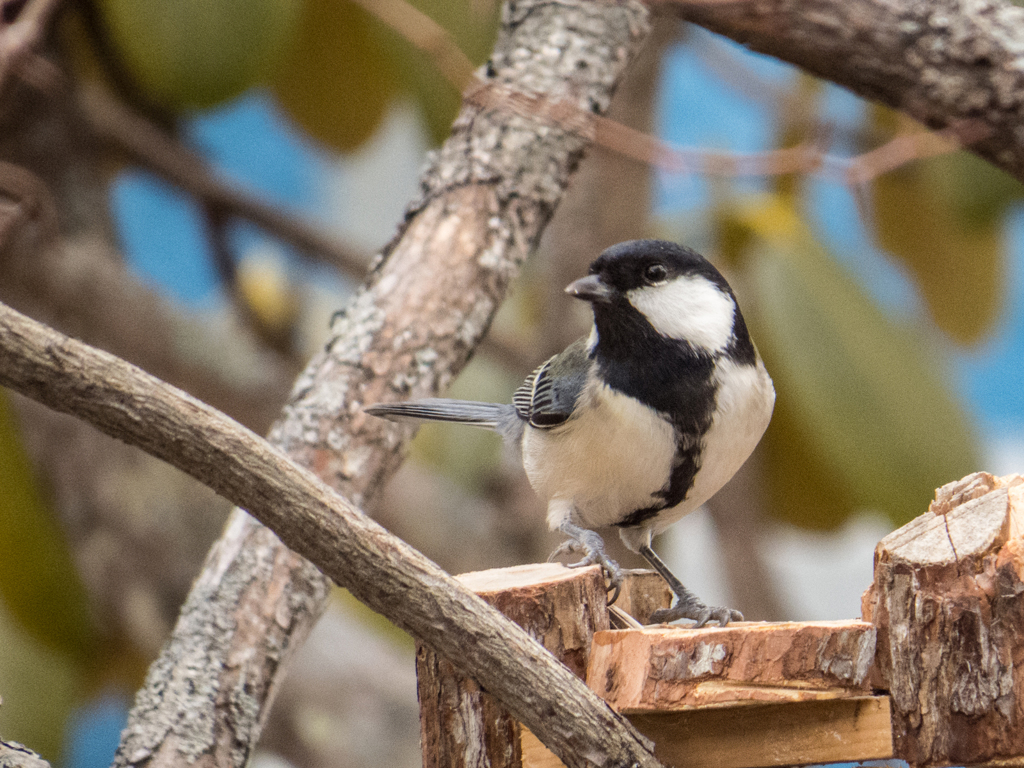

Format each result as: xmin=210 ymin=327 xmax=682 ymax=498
xmin=565 ymin=274 xmax=613 ymax=303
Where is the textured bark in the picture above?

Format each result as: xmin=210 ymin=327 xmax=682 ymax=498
xmin=0 ymin=741 xmax=52 ymax=768
xmin=417 ymin=564 xmax=611 ymax=768
xmin=588 ymin=620 xmax=877 ymax=711
xmin=863 ymin=471 xmax=1024 ymax=767
xmin=2 ymin=3 xmax=655 ymax=767
xmin=671 ymin=0 xmax=1024 ymax=184
xmin=0 ymin=297 xmax=664 ymax=768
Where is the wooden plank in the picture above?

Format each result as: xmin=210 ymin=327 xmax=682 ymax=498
xmin=521 ymin=727 xmax=569 ymax=768
xmin=522 ymin=697 xmax=893 ymax=768
xmin=629 ymin=696 xmax=892 ymax=768
xmin=587 ymin=620 xmax=877 ymax=711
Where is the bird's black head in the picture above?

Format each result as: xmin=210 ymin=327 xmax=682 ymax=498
xmin=585 ymin=239 xmax=729 ymax=296
xmin=565 ymin=239 xmax=753 ymax=362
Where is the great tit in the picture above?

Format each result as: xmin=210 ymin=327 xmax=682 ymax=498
xmin=366 ymin=239 xmax=775 ymax=627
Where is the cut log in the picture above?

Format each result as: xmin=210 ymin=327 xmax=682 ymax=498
xmin=863 ymin=471 xmax=1024 ymax=767
xmin=587 ymin=620 xmax=877 ymax=711
xmin=416 ymin=563 xmax=612 ymax=768
xmin=457 ymin=563 xmax=613 ymax=678
xmin=613 ymin=570 xmax=673 ymax=627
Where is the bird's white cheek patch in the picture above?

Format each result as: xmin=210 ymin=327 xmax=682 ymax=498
xmin=627 ymin=276 xmax=735 ymax=353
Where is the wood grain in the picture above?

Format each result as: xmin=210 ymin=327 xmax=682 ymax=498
xmin=588 ymin=620 xmax=877 ymax=711
xmin=417 ymin=563 xmax=611 ymax=768
xmin=864 ymin=472 xmax=1024 ymax=766
xmin=628 ymin=696 xmax=892 ymax=768
xmin=522 ymin=696 xmax=893 ymax=768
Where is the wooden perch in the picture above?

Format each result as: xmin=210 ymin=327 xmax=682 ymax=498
xmin=588 ymin=620 xmax=877 ymax=711
xmin=418 ymin=565 xmax=666 ymax=768
xmin=864 ymin=471 xmax=1024 ymax=767
xmin=416 ymin=563 xmax=612 ymax=768
xmin=439 ymin=564 xmax=891 ymax=768
xmin=585 ymin=620 xmax=891 ymax=768
xmin=415 ymin=472 xmax=1024 ymax=768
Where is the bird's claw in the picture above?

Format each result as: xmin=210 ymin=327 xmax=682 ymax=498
xmin=547 ymin=539 xmax=581 ymax=562
xmin=649 ymin=601 xmax=743 ymax=628
xmin=549 ymin=536 xmax=623 ymax=605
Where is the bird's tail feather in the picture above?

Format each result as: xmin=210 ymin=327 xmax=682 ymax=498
xmin=365 ymin=399 xmax=508 ymax=429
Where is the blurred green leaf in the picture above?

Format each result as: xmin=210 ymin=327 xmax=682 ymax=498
xmin=758 ymin=394 xmax=856 ymax=531
xmin=737 ymin=196 xmax=979 ymax=530
xmin=942 ymin=151 xmax=1024 ymax=227
xmin=95 ymin=0 xmax=303 ymax=110
xmin=0 ymin=600 xmax=83 ymax=763
xmin=389 ymin=0 xmax=499 ymax=145
xmin=271 ymin=0 xmax=497 ymax=152
xmin=0 ymin=390 xmax=97 ymax=660
xmin=869 ymin=108 xmax=1018 ymax=344
xmin=272 ymin=0 xmax=399 ymax=152
xmin=393 ymin=49 xmax=463 ymax=147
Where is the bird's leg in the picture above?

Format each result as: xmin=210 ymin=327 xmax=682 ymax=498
xmin=549 ymin=520 xmax=623 ymax=604
xmin=639 ymin=543 xmax=742 ymax=627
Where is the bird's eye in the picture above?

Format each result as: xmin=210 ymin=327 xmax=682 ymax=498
xmin=644 ymin=263 xmax=668 ymax=284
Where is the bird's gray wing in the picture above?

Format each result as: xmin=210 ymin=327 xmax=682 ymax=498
xmin=512 ymin=338 xmax=590 ymax=429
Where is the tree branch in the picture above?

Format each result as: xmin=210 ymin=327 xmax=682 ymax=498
xmin=0 ymin=297 xmax=662 ymax=767
xmin=0 ymin=0 xmax=62 ymax=97
xmin=62 ymin=2 xmax=654 ymax=767
xmin=0 ymin=739 xmax=52 ymax=768
xmin=77 ymin=84 xmax=370 ymax=277
xmin=666 ymin=0 xmax=1024 ymax=183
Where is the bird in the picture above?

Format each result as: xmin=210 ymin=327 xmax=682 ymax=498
xmin=366 ymin=239 xmax=775 ymax=627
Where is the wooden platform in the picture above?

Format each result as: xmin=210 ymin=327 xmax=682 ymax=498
xmin=522 ymin=696 xmax=892 ymax=768
xmin=417 ymin=472 xmax=1024 ymax=768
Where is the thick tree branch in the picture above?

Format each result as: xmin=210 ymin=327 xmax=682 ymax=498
xmin=668 ymin=0 xmax=1024 ymax=183
xmin=0 ymin=297 xmax=662 ymax=767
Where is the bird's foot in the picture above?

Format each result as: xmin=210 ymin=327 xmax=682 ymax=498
xmin=649 ymin=597 xmax=743 ymax=628
xmin=636 ymin=543 xmax=741 ymax=627
xmin=548 ymin=526 xmax=623 ymax=604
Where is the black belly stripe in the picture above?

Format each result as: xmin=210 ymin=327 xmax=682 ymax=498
xmin=613 ymin=433 xmax=705 ymax=529
xmin=590 ymin=295 xmax=722 ymax=531
xmin=614 ymin=506 xmax=662 ymax=528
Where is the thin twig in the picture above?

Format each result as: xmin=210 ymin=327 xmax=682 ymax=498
xmin=833 ymin=119 xmax=994 ymax=185
xmin=77 ymin=84 xmax=370 ymax=276
xmin=358 ymin=0 xmax=992 ymax=188
xmin=349 ymin=0 xmax=477 ymax=90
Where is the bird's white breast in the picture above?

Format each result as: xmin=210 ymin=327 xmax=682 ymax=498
xmin=521 ymin=379 xmax=676 ymax=531
xmin=648 ymin=357 xmax=775 ymax=537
